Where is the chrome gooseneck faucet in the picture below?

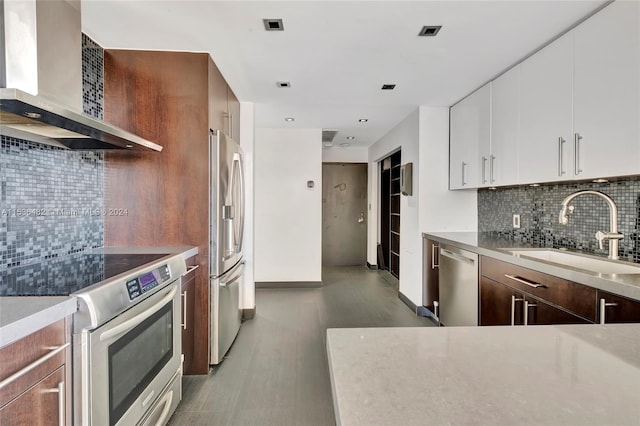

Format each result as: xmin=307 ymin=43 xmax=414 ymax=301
xmin=558 ymin=190 xmax=623 ymax=260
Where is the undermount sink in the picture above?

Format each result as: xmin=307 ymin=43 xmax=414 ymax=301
xmin=502 ymin=249 xmax=640 ymax=275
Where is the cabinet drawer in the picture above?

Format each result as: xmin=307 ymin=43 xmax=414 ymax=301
xmin=481 ymin=256 xmax=597 ymax=321
xmin=0 ymin=320 xmax=67 ymax=408
xmin=0 ymin=366 xmax=65 ymax=426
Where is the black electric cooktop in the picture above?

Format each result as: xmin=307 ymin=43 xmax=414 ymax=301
xmin=0 ymin=252 xmax=169 ymax=296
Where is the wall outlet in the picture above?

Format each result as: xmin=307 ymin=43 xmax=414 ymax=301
xmin=513 ymin=214 xmax=521 ymax=229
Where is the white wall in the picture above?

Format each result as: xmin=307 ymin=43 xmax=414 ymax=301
xmin=254 ymin=128 xmax=322 ymax=282
xmin=239 ymin=102 xmax=255 ymax=310
xmin=418 ymin=106 xmax=477 ymax=232
xmin=368 ymin=109 xmax=422 ymax=305
xmin=322 ymin=146 xmax=368 ymax=163
xmin=367 ymin=107 xmax=477 ymax=308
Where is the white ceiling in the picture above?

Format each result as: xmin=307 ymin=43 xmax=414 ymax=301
xmin=82 ymin=0 xmax=607 ymax=148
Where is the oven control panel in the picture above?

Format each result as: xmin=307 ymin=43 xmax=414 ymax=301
xmin=126 ymin=265 xmax=171 ymax=300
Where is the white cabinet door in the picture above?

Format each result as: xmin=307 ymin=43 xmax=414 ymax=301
xmin=573 ymin=0 xmax=640 ymax=179
xmin=518 ymin=33 xmax=574 ymax=184
xmin=449 ymin=83 xmax=490 ymax=190
xmin=490 ymin=65 xmax=520 ymax=186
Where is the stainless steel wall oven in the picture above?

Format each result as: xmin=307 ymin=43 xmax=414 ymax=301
xmin=73 ymin=253 xmax=186 ymax=426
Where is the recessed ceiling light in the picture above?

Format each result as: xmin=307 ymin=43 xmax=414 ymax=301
xmin=381 ymin=84 xmax=396 ymax=90
xmin=418 ymin=26 xmax=442 ymax=37
xmin=529 ymin=183 xmax=540 ymax=187
xmin=592 ymin=178 xmax=609 ymax=183
xmin=346 ymin=136 xmax=355 ymax=140
xmin=263 ymin=19 xmax=284 ymax=31
xmin=285 ymin=117 xmax=295 ymax=122
xmin=488 ymin=187 xmax=497 ymax=190
xmin=24 ymin=112 xmax=41 ymax=119
xmin=340 ymin=143 xmax=350 ymax=147
xmin=358 ymin=119 xmax=368 ymax=123
xmin=125 ymin=144 xmax=133 ymax=148
xmin=277 ymin=81 xmax=291 ymax=88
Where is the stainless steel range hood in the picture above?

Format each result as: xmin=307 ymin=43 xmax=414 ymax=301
xmin=0 ymin=0 xmax=162 ymax=151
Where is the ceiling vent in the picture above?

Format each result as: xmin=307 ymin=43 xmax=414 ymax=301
xmin=322 ymin=130 xmax=338 ymax=143
xmin=263 ymin=19 xmax=284 ymax=31
xmin=419 ymin=26 xmax=442 ymax=37
xmin=277 ymin=81 xmax=291 ymax=88
xmin=381 ymin=84 xmax=396 ymax=90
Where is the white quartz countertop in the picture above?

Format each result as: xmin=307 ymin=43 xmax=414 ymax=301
xmin=0 ymin=296 xmax=77 ymax=348
xmin=424 ymin=231 xmax=640 ymax=301
xmin=327 ymin=325 xmax=640 ymax=426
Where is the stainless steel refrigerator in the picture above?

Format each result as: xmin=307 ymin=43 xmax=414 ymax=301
xmin=209 ymin=129 xmax=245 ymax=365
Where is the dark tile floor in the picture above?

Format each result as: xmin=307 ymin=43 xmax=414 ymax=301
xmin=168 ymin=266 xmax=433 ymax=425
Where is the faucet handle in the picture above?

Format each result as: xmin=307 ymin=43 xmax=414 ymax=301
xmin=595 ymin=231 xmax=624 ymax=250
xmin=595 ymin=231 xmax=606 ymax=250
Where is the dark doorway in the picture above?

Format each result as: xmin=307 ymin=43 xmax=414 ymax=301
xmin=379 ymin=150 xmax=401 ymax=278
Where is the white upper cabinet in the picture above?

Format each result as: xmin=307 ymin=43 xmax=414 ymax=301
xmin=450 ymin=83 xmax=490 ymax=190
xmin=573 ymin=0 xmax=640 ymax=179
xmin=518 ymin=32 xmax=574 ymax=184
xmin=489 ymin=65 xmax=520 ymax=187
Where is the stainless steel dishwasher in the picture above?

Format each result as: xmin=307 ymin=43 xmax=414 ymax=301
xmin=438 ymin=244 xmax=479 ymax=326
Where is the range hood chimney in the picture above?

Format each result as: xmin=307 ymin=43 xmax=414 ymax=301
xmin=0 ymin=0 xmax=162 ymax=151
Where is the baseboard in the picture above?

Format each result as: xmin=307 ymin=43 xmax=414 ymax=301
xmin=366 ymin=262 xmax=378 ymax=270
xmin=398 ymin=291 xmax=418 ymax=315
xmin=242 ymin=307 xmax=256 ymax=320
xmin=255 ymin=281 xmax=322 ymax=288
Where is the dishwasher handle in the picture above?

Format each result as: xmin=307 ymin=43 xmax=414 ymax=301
xmin=440 ymin=248 xmax=475 ymax=265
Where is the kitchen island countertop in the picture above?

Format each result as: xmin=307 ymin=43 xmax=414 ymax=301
xmin=327 ymin=325 xmax=640 ymax=426
xmin=424 ymin=231 xmax=640 ymax=302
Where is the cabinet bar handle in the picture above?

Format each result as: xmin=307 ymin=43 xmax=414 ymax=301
xmin=505 ymin=274 xmax=546 ymax=288
xmin=58 ymin=381 xmax=65 ymax=426
xmin=574 ymin=133 xmax=582 ymax=175
xmin=511 ymin=295 xmax=524 ymax=326
xmin=482 ymin=156 xmax=488 ymax=184
xmin=558 ymin=137 xmax=565 ymax=176
xmin=524 ymin=300 xmax=537 ymax=326
xmin=431 ymin=243 xmax=439 ymax=269
xmin=433 ymin=301 xmax=440 ymax=326
xmin=490 ymin=155 xmax=496 ymax=183
xmin=181 ymin=264 xmax=199 ymax=277
xmin=461 ymin=162 xmax=468 ymax=186
xmin=0 ymin=343 xmax=70 ymax=390
xmin=181 ymin=291 xmax=188 ymax=330
xmin=599 ymin=298 xmax=618 ymax=325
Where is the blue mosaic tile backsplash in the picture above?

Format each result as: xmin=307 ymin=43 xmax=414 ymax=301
xmin=0 ymin=137 xmax=104 ymax=269
xmin=82 ymin=33 xmax=104 ymax=120
xmin=478 ymin=178 xmax=640 ymax=263
xmin=0 ymin=33 xmax=106 ymax=270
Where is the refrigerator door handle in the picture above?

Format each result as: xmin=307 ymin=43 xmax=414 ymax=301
xmin=219 ymin=262 xmax=245 ymax=288
xmin=235 ymin=153 xmax=245 ymax=254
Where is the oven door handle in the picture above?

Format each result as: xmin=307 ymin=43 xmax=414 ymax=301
xmin=99 ymin=286 xmax=177 ymax=342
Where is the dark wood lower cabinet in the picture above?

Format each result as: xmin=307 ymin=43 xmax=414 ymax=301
xmin=0 ymin=319 xmax=70 ymax=426
xmin=480 ymin=277 xmax=522 ymax=326
xmin=181 ymin=263 xmax=197 ymax=375
xmin=480 ymin=276 xmax=591 ymax=326
xmin=598 ymin=290 xmax=640 ymax=323
xmin=524 ymin=297 xmax=590 ymax=325
xmin=0 ymin=367 xmax=65 ymax=426
xmin=422 ymin=238 xmax=439 ymax=313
